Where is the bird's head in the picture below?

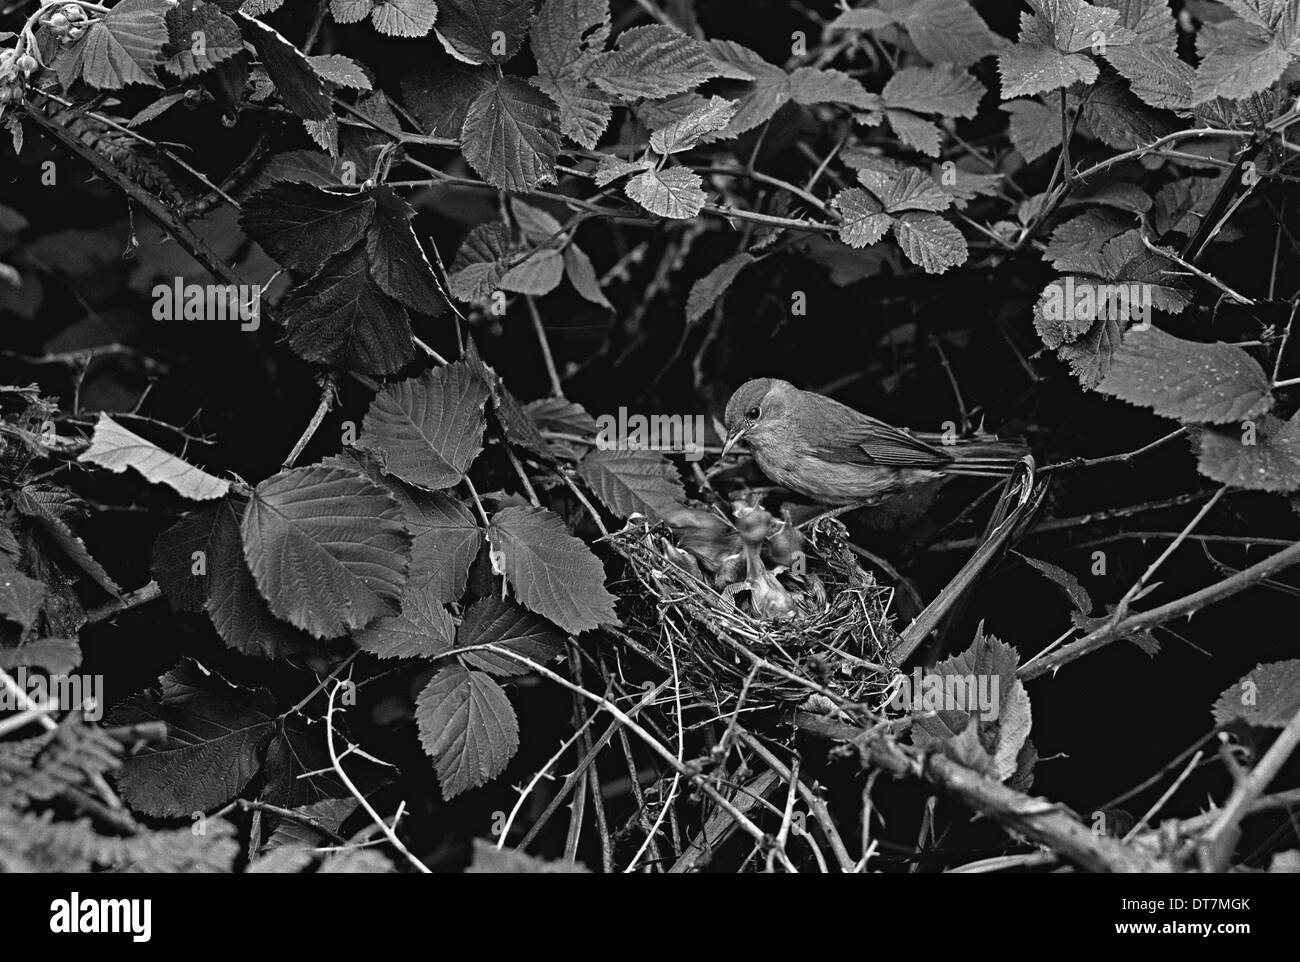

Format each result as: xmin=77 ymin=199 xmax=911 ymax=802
xmin=722 ymin=378 xmax=796 ymax=457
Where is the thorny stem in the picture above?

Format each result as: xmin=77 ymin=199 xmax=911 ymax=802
xmin=325 ymin=679 xmax=431 ymax=873
xmin=1199 ymin=703 xmax=1300 ymax=871
xmin=1020 ymin=539 xmax=1300 ymax=680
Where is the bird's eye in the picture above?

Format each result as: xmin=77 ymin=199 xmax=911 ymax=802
xmin=746 ymin=406 xmax=760 ymax=420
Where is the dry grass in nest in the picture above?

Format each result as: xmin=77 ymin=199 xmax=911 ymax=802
xmin=608 ymin=516 xmax=902 ymax=724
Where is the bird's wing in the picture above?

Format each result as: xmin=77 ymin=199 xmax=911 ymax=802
xmin=807 ymin=413 xmax=954 ymax=468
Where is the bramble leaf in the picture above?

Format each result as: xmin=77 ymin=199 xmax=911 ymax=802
xmin=416 ymin=665 xmax=519 ymax=798
xmin=460 ymin=77 xmax=562 ymax=190
xmin=624 ymin=166 xmax=706 ymax=219
xmin=457 ymin=596 xmax=565 ymax=676
xmin=358 ymin=362 xmax=490 ymax=491
xmin=487 ymin=506 xmax=618 ymax=634
xmin=578 ymin=449 xmax=686 ymax=520
xmin=1097 ymin=327 xmax=1274 ymax=424
xmin=79 ymin=413 xmax=229 ymax=501
xmin=241 ymin=465 xmax=412 ymax=639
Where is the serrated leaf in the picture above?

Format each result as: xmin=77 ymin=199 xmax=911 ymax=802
xmin=998 ymin=41 xmax=1099 ymax=98
xmin=832 ymin=188 xmax=892 ymax=248
xmin=331 ymin=0 xmax=372 ymax=24
xmin=898 ymin=0 xmax=1005 ymax=66
xmin=885 ymin=109 xmax=940 ymax=156
xmin=308 ymin=54 xmax=372 ymax=90
xmin=280 ymin=246 xmax=415 ymax=376
xmin=1044 ymin=209 xmax=1131 ymax=272
xmin=526 ymin=397 xmax=598 ymax=435
xmin=354 ymin=582 xmax=454 ymax=658
xmin=457 ymin=596 xmax=565 ymax=675
xmin=241 ymin=466 xmax=411 ymax=639
xmin=14 ymin=488 xmax=120 ymax=597
xmin=461 ymin=77 xmax=561 ymax=190
xmin=448 ymin=222 xmax=511 ymax=302
xmin=1106 ymin=41 xmax=1194 ymax=108
xmin=238 ymin=13 xmax=333 ymax=121
xmin=1198 ymin=413 xmax=1300 ymax=491
xmin=110 ymin=661 xmax=276 ymax=817
xmin=1152 ymin=175 xmax=1225 ymax=236
xmin=578 ymin=449 xmax=685 ymax=520
xmin=883 ymin=65 xmax=984 ymax=118
xmin=206 ymin=496 xmax=312 ymax=658
xmin=858 ymin=166 xmax=952 ymax=213
xmin=240 ymin=182 xmax=376 ymax=273
xmin=1060 ymin=315 xmax=1123 ymax=388
xmin=435 ymin=0 xmax=532 ymax=64
xmin=358 ymin=363 xmax=490 ymax=491
xmin=499 ymin=248 xmax=565 ymax=295
xmin=1002 ymin=99 xmax=1063 ymax=162
xmin=892 ymin=212 xmax=968 ymax=274
xmin=401 ymin=56 xmax=495 ymax=137
xmin=79 ymin=413 xmax=229 ymax=501
xmin=625 ymin=166 xmax=705 ymax=219
xmin=70 ymin=0 xmax=168 ymax=89
xmin=365 ymin=185 xmax=448 ymax=315
xmin=685 ymin=253 xmax=753 ymax=323
xmin=1019 ymin=553 xmax=1092 ymax=612
xmin=1034 ymin=278 xmax=1104 ymax=349
xmin=592 ymin=153 xmax=652 ymax=187
xmin=1097 ymin=327 xmax=1273 ymax=423
xmin=1191 ymin=18 xmax=1294 ymax=105
xmin=530 ymin=0 xmax=613 ymax=148
xmin=1098 ymin=0 xmax=1194 ymax=109
xmin=487 ymin=506 xmax=618 ymax=634
xmin=327 ymin=451 xmax=483 ymax=604
xmin=593 ymin=24 xmax=749 ymax=100
xmin=165 ymin=0 xmax=242 ymax=78
xmin=1098 ymin=230 xmax=1188 ymax=312
xmin=1082 ymin=73 xmax=1176 ymax=148
xmin=650 ymin=96 xmax=737 ymax=154
xmin=704 ymin=40 xmax=792 ymax=137
xmin=909 ymin=628 xmax=1032 ymax=782
xmin=787 ymin=66 xmax=878 ymax=110
xmin=416 ymin=665 xmax=519 ymax=798
xmin=1212 ymin=659 xmax=1300 ymax=728
xmin=372 ymin=0 xmax=438 ymax=38
xmin=563 ymin=245 xmax=612 ymax=309
xmin=830 ymin=0 xmax=1004 ymax=66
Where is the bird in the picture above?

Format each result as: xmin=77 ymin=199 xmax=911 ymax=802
xmin=721 ymin=378 xmax=1027 ymax=506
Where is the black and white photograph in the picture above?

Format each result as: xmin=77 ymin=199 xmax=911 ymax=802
xmin=0 ymin=0 xmax=1295 ymax=932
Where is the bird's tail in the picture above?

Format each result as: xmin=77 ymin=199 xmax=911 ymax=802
xmin=940 ymin=437 xmax=1030 ymax=477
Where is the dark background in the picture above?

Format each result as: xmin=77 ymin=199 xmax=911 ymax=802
xmin=2 ymin=0 xmax=1297 ymax=870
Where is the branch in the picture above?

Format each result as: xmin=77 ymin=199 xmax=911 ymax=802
xmin=1198 ymin=704 xmax=1300 ymax=871
xmin=793 ymin=712 xmax=1159 ymax=872
xmin=1019 ymin=539 xmax=1300 ymax=680
xmin=22 ymin=102 xmax=269 ymax=319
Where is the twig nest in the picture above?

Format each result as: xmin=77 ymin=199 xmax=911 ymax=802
xmin=609 ymin=504 xmax=902 ymax=715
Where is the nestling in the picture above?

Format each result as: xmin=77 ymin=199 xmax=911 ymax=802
xmin=722 ymin=378 xmax=1026 ymax=506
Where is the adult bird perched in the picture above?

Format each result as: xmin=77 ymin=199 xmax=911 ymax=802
xmin=722 ymin=378 xmax=1027 ymax=506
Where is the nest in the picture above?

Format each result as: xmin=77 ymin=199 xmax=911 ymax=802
xmin=609 ymin=515 xmax=902 ymax=721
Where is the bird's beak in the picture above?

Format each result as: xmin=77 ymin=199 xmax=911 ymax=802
xmin=721 ymin=427 xmax=747 ymax=458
